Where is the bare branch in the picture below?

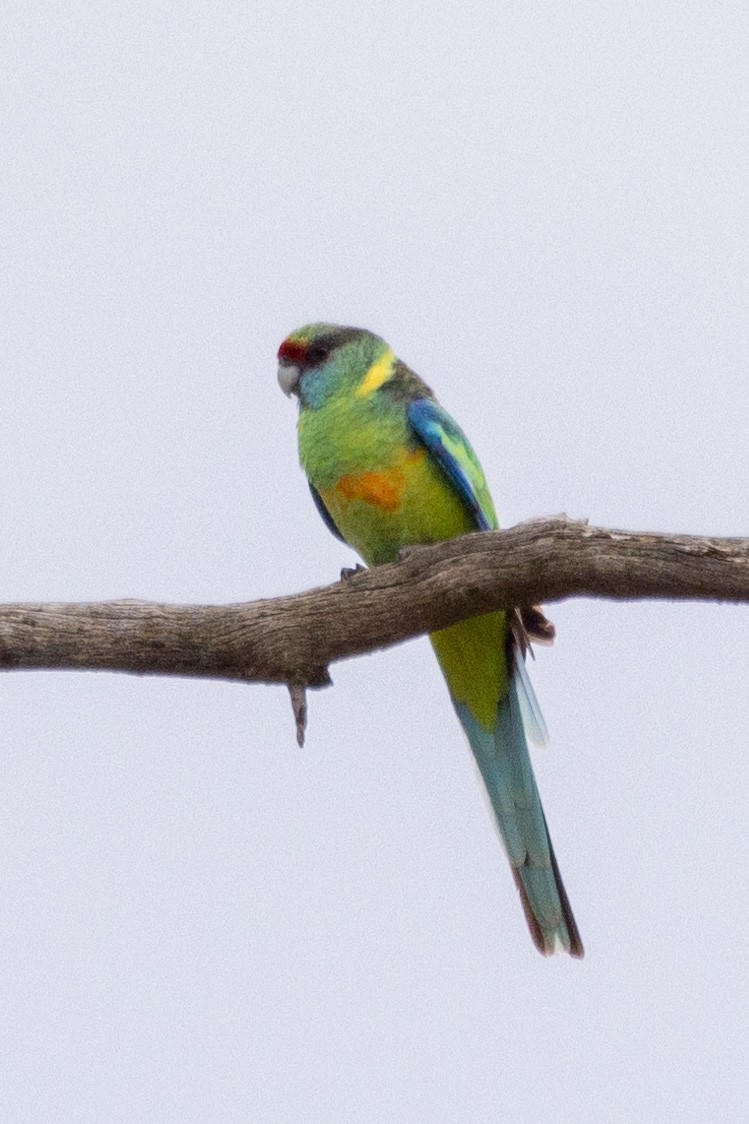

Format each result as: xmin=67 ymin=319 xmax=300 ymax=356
xmin=0 ymin=517 xmax=747 ymax=690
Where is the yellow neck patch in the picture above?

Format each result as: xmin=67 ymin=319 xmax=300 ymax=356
xmin=355 ymin=348 xmax=395 ymax=397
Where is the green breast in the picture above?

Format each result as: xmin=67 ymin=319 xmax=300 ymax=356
xmin=299 ymin=394 xmax=474 ymax=565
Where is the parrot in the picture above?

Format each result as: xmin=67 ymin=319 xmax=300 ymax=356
xmin=277 ymin=323 xmax=583 ymax=958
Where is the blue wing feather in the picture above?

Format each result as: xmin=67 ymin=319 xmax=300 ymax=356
xmin=407 ymin=398 xmax=495 ymax=531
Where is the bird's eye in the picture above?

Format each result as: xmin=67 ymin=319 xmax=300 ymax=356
xmin=305 ymin=343 xmax=330 ymax=366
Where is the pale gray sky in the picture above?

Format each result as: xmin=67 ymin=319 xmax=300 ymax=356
xmin=2 ymin=2 xmax=748 ymax=1121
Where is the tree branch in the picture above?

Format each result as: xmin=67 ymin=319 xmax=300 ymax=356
xmin=1 ymin=518 xmax=747 ymax=694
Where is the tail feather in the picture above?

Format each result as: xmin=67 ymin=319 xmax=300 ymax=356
xmin=512 ymin=645 xmax=549 ymax=748
xmin=456 ymin=680 xmax=583 ymax=958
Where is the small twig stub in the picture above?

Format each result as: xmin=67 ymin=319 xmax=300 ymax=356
xmin=288 ymin=682 xmax=308 ymax=747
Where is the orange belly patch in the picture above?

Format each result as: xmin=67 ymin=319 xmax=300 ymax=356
xmin=332 ymin=448 xmax=426 ymax=513
xmin=335 ymin=468 xmax=404 ymax=512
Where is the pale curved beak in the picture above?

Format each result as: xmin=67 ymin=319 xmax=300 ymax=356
xmin=277 ymin=362 xmax=301 ymax=397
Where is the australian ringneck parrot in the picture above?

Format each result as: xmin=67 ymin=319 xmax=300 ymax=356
xmin=278 ymin=323 xmax=583 ymax=958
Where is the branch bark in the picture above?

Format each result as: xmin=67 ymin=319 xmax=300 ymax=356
xmin=1 ymin=518 xmax=747 ymax=692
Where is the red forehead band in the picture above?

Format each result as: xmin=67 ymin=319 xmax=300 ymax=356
xmin=277 ymin=339 xmax=307 ymax=363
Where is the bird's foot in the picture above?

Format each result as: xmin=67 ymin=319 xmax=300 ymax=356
xmin=340 ymin=563 xmax=367 ymax=581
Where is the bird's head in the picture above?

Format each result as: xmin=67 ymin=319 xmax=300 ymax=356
xmin=277 ymin=323 xmax=394 ymax=408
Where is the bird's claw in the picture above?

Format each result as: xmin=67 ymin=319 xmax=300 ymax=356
xmin=340 ymin=563 xmax=366 ymax=581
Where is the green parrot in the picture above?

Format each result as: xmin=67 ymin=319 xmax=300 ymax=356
xmin=278 ymin=323 xmax=583 ymax=958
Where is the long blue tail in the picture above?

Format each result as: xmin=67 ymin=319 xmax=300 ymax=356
xmin=456 ymin=677 xmax=583 ymax=958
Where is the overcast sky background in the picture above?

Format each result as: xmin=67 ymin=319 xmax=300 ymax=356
xmin=2 ymin=2 xmax=748 ymax=1121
